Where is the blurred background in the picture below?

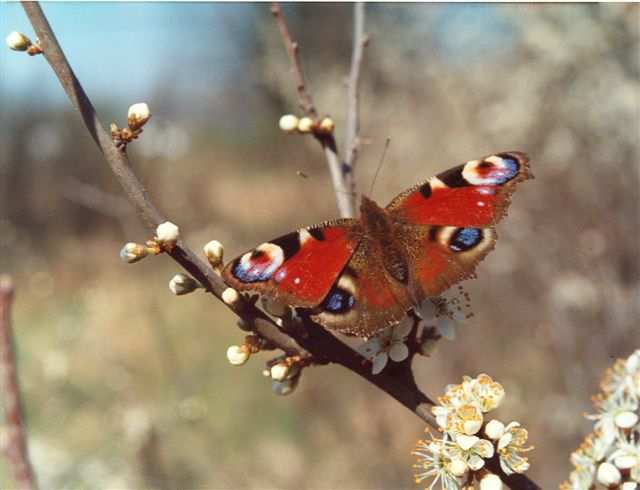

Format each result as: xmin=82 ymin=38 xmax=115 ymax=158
xmin=1 ymin=3 xmax=639 ymax=489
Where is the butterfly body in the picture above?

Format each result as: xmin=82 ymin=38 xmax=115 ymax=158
xmin=223 ymin=152 xmax=531 ymax=337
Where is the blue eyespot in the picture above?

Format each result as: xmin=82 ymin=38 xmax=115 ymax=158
xmin=449 ymin=228 xmax=482 ymax=252
xmin=322 ymin=288 xmax=355 ymax=313
xmin=233 ymin=259 xmax=274 ymax=283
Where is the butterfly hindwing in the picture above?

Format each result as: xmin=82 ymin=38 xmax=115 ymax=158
xmin=222 ymin=220 xmax=361 ymax=308
xmin=397 ymin=224 xmax=497 ymax=304
xmin=386 ymin=152 xmax=531 ymax=227
xmin=311 ymin=237 xmax=413 ymax=337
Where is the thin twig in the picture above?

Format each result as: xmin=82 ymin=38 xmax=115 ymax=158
xmin=344 ymin=3 xmax=368 ymax=176
xmin=270 ymin=3 xmax=317 ymax=118
xmin=0 ymin=276 xmax=38 ymax=490
xmin=19 ymin=5 xmax=540 ymax=489
xmin=271 ymin=2 xmax=356 ymax=218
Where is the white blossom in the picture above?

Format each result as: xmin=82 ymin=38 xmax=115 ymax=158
xmin=357 ymin=320 xmax=412 ymax=375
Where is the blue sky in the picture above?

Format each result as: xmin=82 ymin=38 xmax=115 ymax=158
xmin=1 ymin=3 xmax=256 ymax=108
xmin=1 ymin=3 xmax=516 ymax=111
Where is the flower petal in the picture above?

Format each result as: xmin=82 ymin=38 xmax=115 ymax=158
xmin=372 ymin=352 xmax=389 ymax=375
xmin=389 ymin=342 xmax=409 ymax=362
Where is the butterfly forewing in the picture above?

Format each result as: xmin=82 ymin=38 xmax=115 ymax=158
xmin=222 ymin=219 xmax=362 ymax=308
xmin=386 ymin=152 xmax=531 ymax=227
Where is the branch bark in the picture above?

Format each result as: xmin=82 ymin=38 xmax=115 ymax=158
xmin=271 ymin=2 xmax=356 ymax=218
xmin=0 ymin=276 xmax=38 ymax=490
xmin=20 ymin=4 xmax=541 ymax=489
xmin=344 ymin=2 xmax=367 ymax=174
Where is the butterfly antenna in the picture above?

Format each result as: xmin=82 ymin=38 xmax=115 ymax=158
xmin=369 ymin=138 xmax=391 ymax=197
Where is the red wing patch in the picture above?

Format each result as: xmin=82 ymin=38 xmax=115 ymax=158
xmin=222 ymin=220 xmax=361 ymax=308
xmin=386 ymin=152 xmax=531 ymax=227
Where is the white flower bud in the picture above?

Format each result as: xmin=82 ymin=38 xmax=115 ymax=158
xmin=480 ymin=474 xmax=503 ymax=490
xmin=614 ymin=410 xmax=638 ymax=429
xmin=485 ymin=419 xmax=505 ymax=440
xmin=119 ymin=242 xmax=148 ymax=264
xmin=297 ymin=117 xmax=314 ymax=133
xmin=270 ymin=363 xmax=290 ymax=382
xmin=317 ymin=117 xmax=335 ymax=134
xmin=6 ymin=31 xmax=31 ymax=51
xmin=226 ymin=345 xmax=250 ymax=366
xmin=203 ymin=240 xmax=224 ymax=269
xmin=168 ymin=273 xmax=199 ymax=296
xmin=597 ymin=462 xmax=621 ymax=487
xmin=449 ymin=458 xmax=468 ymax=477
xmin=127 ymin=102 xmax=151 ymax=130
xmin=156 ymin=221 xmax=179 ymax=245
xmin=621 ymin=482 xmax=638 ymax=490
xmin=222 ymin=287 xmax=240 ymax=305
xmin=278 ymin=114 xmax=299 ymax=133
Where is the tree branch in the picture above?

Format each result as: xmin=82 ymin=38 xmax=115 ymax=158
xmin=0 ymin=276 xmax=38 ymax=490
xmin=19 ymin=4 xmax=541 ymax=489
xmin=344 ymin=2 xmax=368 ymax=174
xmin=271 ymin=2 xmax=356 ymax=218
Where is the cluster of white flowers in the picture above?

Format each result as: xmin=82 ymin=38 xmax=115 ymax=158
xmin=358 ymin=290 xmax=473 ymax=375
xmin=562 ymin=350 xmax=640 ymax=490
xmin=413 ymin=374 xmax=532 ymax=490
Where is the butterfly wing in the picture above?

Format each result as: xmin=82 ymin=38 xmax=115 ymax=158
xmin=222 ymin=219 xmax=362 ymax=308
xmin=386 ymin=152 xmax=532 ymax=227
xmin=311 ymin=236 xmax=413 ymax=337
xmin=398 ymin=224 xmax=497 ymax=304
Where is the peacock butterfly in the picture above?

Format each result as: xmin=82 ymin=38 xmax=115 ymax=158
xmin=222 ymin=152 xmax=532 ymax=337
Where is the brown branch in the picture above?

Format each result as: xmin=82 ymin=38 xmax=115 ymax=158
xmin=344 ymin=2 xmax=368 ymax=174
xmin=271 ymin=2 xmax=356 ymax=218
xmin=20 ymin=4 xmax=540 ymax=490
xmin=0 ymin=276 xmax=38 ymax=490
xmin=270 ymin=2 xmax=317 ymax=119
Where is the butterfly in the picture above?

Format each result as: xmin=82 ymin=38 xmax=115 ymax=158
xmin=222 ymin=152 xmax=532 ymax=337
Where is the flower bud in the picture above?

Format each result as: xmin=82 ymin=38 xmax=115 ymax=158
xmin=269 ymin=363 xmax=288 ymax=381
xmin=278 ymin=114 xmax=299 ymax=133
xmin=168 ymin=273 xmax=199 ymax=296
xmin=621 ymin=482 xmax=638 ymax=490
xmin=317 ymin=117 xmax=335 ymax=134
xmin=596 ymin=462 xmax=621 ymax=487
xmin=297 ymin=117 xmax=314 ymax=134
xmin=127 ymin=103 xmax=151 ymax=130
xmin=6 ymin=32 xmax=31 ymax=51
xmin=226 ymin=345 xmax=250 ymax=366
xmin=155 ymin=221 xmax=179 ymax=247
xmin=203 ymin=240 xmax=224 ymax=270
xmin=480 ymin=474 xmax=503 ymax=490
xmin=222 ymin=287 xmax=240 ymax=306
xmin=120 ymin=242 xmax=148 ymax=264
xmin=484 ymin=419 xmax=505 ymax=440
